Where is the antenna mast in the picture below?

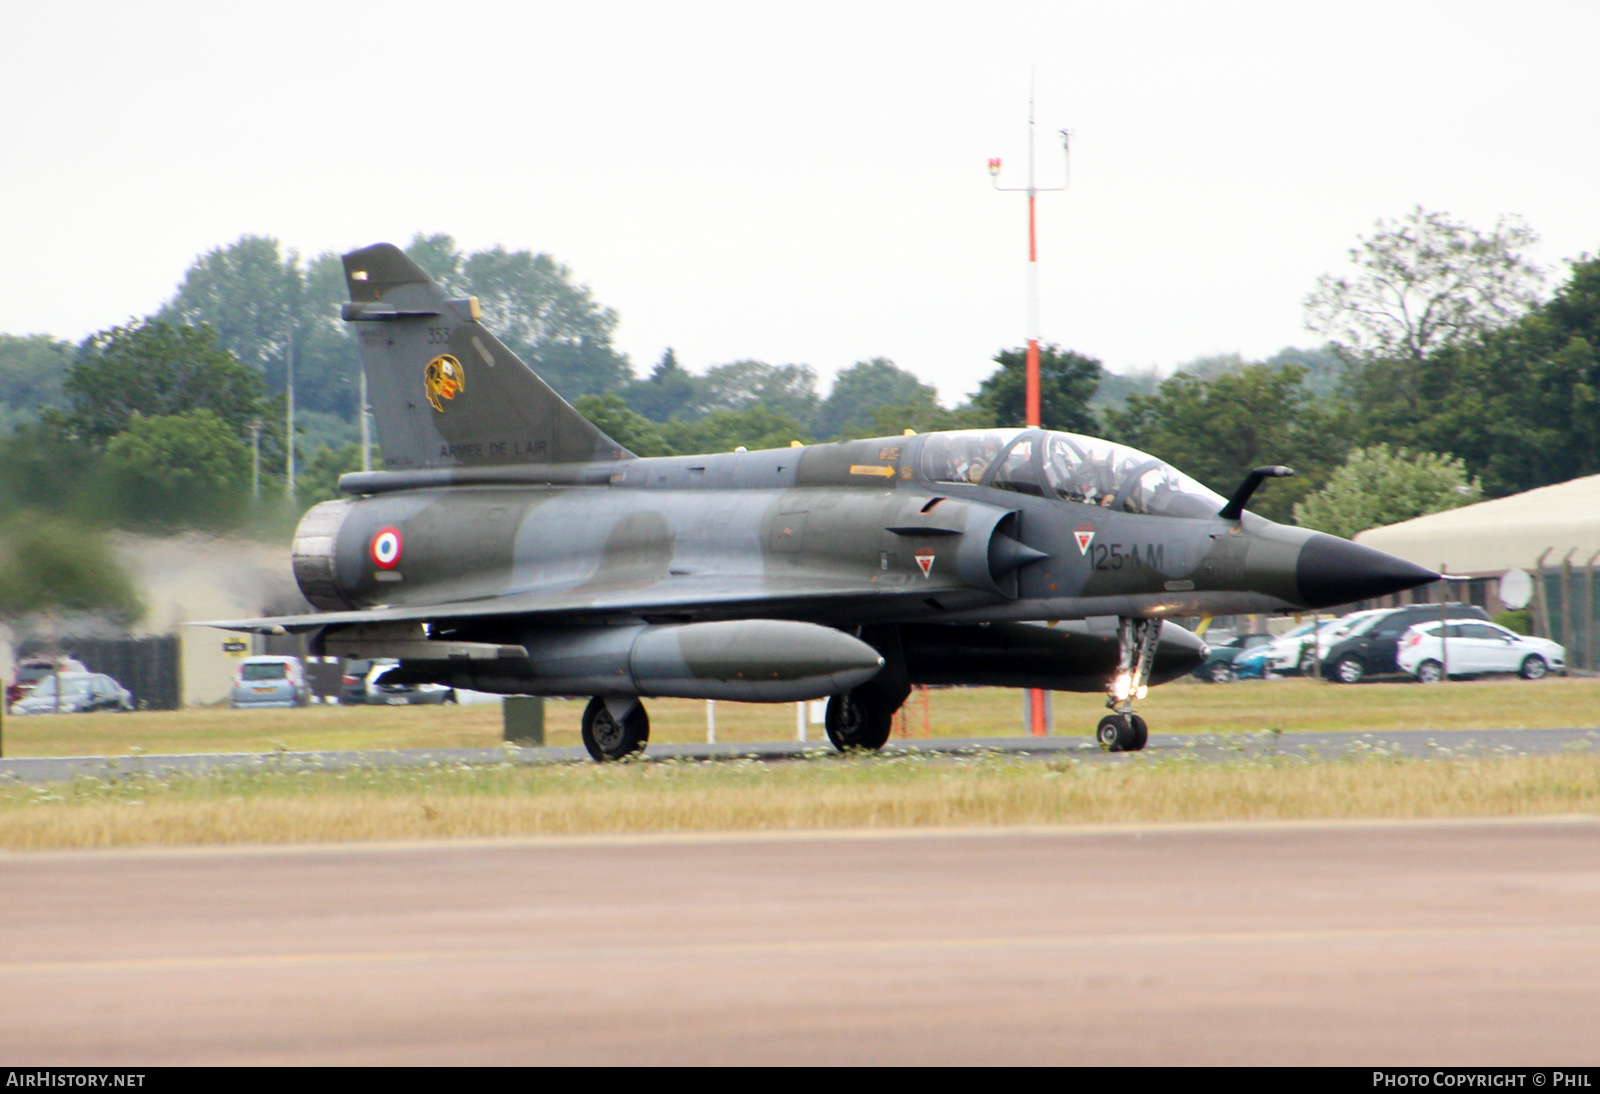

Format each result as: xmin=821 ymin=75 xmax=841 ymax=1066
xmin=988 ymin=75 xmax=1070 ymax=429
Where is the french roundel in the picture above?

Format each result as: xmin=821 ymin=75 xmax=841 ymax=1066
xmin=370 ymin=527 xmax=402 ymax=570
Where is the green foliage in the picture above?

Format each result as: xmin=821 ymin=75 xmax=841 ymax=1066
xmin=694 ymin=360 xmax=820 ymax=427
xmin=0 ymin=334 xmax=74 ymax=422
xmin=860 ymin=390 xmax=993 ymax=439
xmin=60 ymin=320 xmax=273 ymax=448
xmin=1340 ymin=255 xmax=1600 ymax=498
xmin=1292 ymin=444 xmax=1480 ymax=539
xmin=573 ymin=394 xmax=672 ymax=457
xmin=298 ymin=443 xmax=368 ymax=505
xmin=1494 ymin=609 xmax=1533 ymax=635
xmin=1305 ymin=206 xmax=1544 ymax=365
xmin=815 ymin=358 xmax=937 ymax=440
xmin=102 ymin=410 xmax=252 ymax=530
xmin=659 ymin=406 xmax=812 ymax=454
xmin=623 ymin=349 xmax=698 ymax=423
xmin=0 ymin=515 xmax=142 ymax=624
xmin=1104 ymin=364 xmax=1346 ymax=521
xmin=972 ymin=344 xmax=1103 ymax=433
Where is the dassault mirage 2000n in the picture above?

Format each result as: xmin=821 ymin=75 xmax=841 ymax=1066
xmin=201 ymin=244 xmax=1438 ymax=760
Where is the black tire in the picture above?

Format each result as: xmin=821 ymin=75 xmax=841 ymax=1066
xmin=1519 ymin=655 xmax=1548 ymax=680
xmin=1207 ymin=661 xmax=1234 ymax=684
xmin=825 ymin=689 xmax=893 ymax=752
xmin=1129 ymin=714 xmax=1149 ymax=752
xmin=1097 ymin=713 xmax=1140 ymax=752
xmin=581 ymin=697 xmax=650 ymax=762
xmin=1415 ymin=660 xmax=1444 ymax=684
xmin=1332 ymin=655 xmax=1365 ymax=684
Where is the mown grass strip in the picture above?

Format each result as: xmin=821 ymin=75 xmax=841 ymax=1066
xmin=1 ymin=750 xmax=1595 ymax=851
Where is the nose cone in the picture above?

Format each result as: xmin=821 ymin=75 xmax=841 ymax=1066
xmin=1295 ymin=533 xmax=1439 ymax=609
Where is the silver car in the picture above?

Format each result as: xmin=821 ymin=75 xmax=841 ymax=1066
xmin=231 ymin=656 xmax=310 ymax=709
xmin=12 ymin=672 xmax=134 ymax=715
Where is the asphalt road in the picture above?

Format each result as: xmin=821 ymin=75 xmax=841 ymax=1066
xmin=1 ymin=818 xmax=1597 ymax=1065
xmin=0 ymin=726 xmax=1595 ymax=783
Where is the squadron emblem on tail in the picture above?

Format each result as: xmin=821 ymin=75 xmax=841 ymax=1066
xmin=424 ymin=354 xmax=465 ymax=412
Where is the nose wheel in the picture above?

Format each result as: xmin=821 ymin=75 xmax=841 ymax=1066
xmin=1099 ymin=619 xmax=1160 ymax=752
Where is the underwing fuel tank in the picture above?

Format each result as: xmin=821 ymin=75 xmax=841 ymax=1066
xmin=430 ymin=620 xmax=885 ymax=702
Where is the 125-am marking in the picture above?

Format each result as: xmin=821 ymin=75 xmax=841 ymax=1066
xmin=1089 ymin=543 xmax=1165 ymax=571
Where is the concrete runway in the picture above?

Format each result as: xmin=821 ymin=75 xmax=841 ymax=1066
xmin=1 ymin=818 xmax=1598 ymax=1064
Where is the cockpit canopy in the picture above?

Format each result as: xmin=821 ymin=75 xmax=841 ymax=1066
xmin=918 ymin=428 xmax=1226 ymax=520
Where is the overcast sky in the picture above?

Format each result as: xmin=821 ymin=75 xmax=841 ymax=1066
xmin=3 ymin=1 xmax=1596 ymax=402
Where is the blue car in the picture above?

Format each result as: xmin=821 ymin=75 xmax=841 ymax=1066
xmin=1230 ymin=642 xmax=1276 ymax=680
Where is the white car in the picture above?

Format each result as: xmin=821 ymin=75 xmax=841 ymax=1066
xmin=1267 ymin=611 xmax=1384 ymax=675
xmin=1396 ymin=619 xmax=1565 ymax=682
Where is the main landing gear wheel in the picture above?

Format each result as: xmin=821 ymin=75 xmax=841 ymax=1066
xmin=825 ymin=689 xmax=893 ymax=752
xmin=582 ymin=697 xmax=650 ymax=762
xmin=1097 ymin=713 xmax=1148 ymax=752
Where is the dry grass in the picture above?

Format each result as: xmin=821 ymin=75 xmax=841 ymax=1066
xmin=5 ymin=677 xmax=1600 ymax=759
xmin=1 ymin=750 xmax=1596 ymax=851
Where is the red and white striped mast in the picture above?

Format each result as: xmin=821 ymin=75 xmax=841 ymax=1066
xmin=990 ymin=78 xmax=1070 ymax=737
xmin=989 ymin=79 xmax=1070 ymax=429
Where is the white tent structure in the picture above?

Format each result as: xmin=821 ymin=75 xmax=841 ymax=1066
xmin=1355 ymin=474 xmax=1600 ymax=577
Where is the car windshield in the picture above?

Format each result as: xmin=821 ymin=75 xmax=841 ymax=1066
xmin=918 ymin=429 xmax=1226 ymax=519
xmin=27 ymin=676 xmax=90 ymax=700
xmin=240 ymin=663 xmax=288 ymax=681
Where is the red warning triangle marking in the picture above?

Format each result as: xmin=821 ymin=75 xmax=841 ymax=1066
xmin=1074 ymin=524 xmax=1095 ymax=555
xmin=914 ymin=550 xmax=935 ymax=577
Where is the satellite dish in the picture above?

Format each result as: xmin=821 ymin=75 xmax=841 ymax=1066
xmin=1499 ymin=569 xmax=1533 ymax=610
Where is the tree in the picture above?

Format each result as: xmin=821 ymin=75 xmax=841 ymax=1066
xmin=1293 ymin=444 xmax=1481 ymax=539
xmin=102 ymin=410 xmax=252 ymax=529
xmin=405 ymin=234 xmax=631 ymax=400
xmin=659 ymin=406 xmax=812 ymax=455
xmin=60 ymin=320 xmax=273 ymax=447
xmin=0 ymin=515 xmax=142 ymax=625
xmin=0 ymin=334 xmax=74 ymax=419
xmin=298 ymin=442 xmax=367 ymax=506
xmin=694 ymin=360 xmax=820 ymax=427
xmin=1102 ymin=363 xmax=1346 ymax=521
xmin=815 ymin=358 xmax=937 ymax=440
xmin=573 ymin=394 xmax=672 ymax=457
xmin=1305 ymin=207 xmax=1544 ymax=366
xmin=624 ymin=349 xmax=700 ymax=422
xmin=971 ymin=344 xmax=1103 ymax=433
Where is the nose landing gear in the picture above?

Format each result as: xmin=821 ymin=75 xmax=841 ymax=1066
xmin=1098 ymin=618 xmax=1160 ymax=752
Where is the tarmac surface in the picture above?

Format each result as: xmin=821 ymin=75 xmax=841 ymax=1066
xmin=0 ymin=817 xmax=1597 ymax=1064
xmin=0 ymin=726 xmax=1594 ymax=783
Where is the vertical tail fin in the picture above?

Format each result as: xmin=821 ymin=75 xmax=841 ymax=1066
xmin=341 ymin=243 xmax=631 ymax=470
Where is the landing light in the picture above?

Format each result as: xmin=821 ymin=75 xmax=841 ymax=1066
xmin=1113 ymin=673 xmax=1132 ymax=700
xmin=1136 ymin=685 xmax=1148 ymax=700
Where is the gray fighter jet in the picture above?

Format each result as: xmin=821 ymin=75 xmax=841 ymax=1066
xmin=202 ymin=244 xmax=1437 ymax=760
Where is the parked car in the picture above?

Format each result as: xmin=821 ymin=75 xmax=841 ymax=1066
xmin=6 ymin=657 xmax=88 ymax=709
xmin=230 ymin=656 xmax=309 ymax=709
xmin=1397 ymin=619 xmax=1565 ymax=682
xmin=347 ymin=659 xmax=457 ymax=705
xmin=1264 ymin=618 xmax=1347 ymax=676
xmin=1192 ymin=633 xmax=1275 ymax=683
xmin=11 ymin=672 xmax=133 ymax=715
xmin=1230 ymin=642 xmax=1278 ymax=680
xmin=1320 ymin=603 xmax=1491 ymax=684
